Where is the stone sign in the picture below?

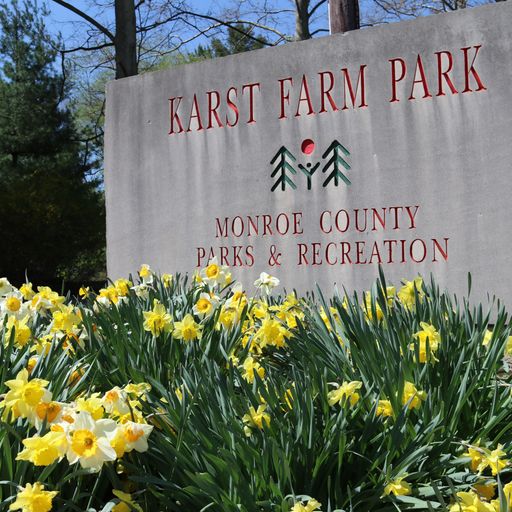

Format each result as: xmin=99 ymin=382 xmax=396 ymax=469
xmin=105 ymin=2 xmax=512 ymax=301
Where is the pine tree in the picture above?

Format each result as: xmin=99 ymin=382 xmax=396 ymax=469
xmin=193 ymin=23 xmax=269 ymax=60
xmin=0 ymin=0 xmax=105 ymax=284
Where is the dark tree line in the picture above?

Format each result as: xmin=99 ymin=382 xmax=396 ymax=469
xmin=0 ymin=0 xmax=105 ymax=284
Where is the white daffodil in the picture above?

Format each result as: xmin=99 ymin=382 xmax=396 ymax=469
xmin=139 ymin=264 xmax=154 ymax=285
xmin=200 ymin=257 xmax=230 ymax=288
xmin=192 ymin=292 xmax=219 ymax=319
xmin=110 ymin=420 xmax=154 ymax=459
xmin=0 ymin=291 xmax=29 ymax=320
xmin=254 ymin=272 xmax=280 ymax=294
xmin=66 ymin=412 xmax=117 ymax=472
xmin=102 ymin=387 xmax=130 ymax=416
xmin=0 ymin=277 xmax=14 ymax=297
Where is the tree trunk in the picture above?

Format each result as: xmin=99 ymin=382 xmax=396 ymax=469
xmin=329 ymin=0 xmax=360 ymax=33
xmin=295 ymin=0 xmax=311 ymax=40
xmin=114 ymin=0 xmax=137 ymax=78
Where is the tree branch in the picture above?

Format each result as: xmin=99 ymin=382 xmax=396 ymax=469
xmin=61 ymin=42 xmax=115 ymax=53
xmin=310 ymin=27 xmax=329 ymax=35
xmin=309 ymin=0 xmax=328 ymax=17
xmin=50 ymin=0 xmax=115 ymax=41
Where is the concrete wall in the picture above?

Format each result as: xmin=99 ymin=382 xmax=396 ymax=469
xmin=105 ymin=3 xmax=512 ymax=303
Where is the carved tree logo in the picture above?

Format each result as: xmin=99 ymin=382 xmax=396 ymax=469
xmin=270 ymin=138 xmax=352 ymax=192
xmin=321 ymin=140 xmax=351 ymax=187
xmin=270 ymin=146 xmax=297 ymax=192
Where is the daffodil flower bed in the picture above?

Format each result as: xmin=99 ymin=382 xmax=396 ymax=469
xmin=1 ymin=262 xmax=512 ymax=511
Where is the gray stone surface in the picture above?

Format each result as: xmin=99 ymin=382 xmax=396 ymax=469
xmin=105 ymin=3 xmax=512 ymax=302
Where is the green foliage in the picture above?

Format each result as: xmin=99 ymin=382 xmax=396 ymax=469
xmin=1 ymin=269 xmax=512 ymax=511
xmin=193 ymin=23 xmax=269 ymax=60
xmin=0 ymin=0 xmax=105 ymax=284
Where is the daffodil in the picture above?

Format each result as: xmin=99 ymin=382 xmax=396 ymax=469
xmin=67 ymin=412 xmax=117 ymax=472
xmin=410 ymin=322 xmax=441 ymax=362
xmin=0 ymin=277 xmax=13 ymax=296
xmin=242 ymin=356 xmax=265 ymax=383
xmin=291 ymin=498 xmax=322 ymax=512
xmin=242 ymin=404 xmax=270 ymax=435
xmin=402 ymin=381 xmax=426 ymax=410
xmin=162 ymin=273 xmax=173 ymax=287
xmin=173 ymin=314 xmax=202 ymax=341
xmin=383 ymin=476 xmax=412 ymax=497
xmin=449 ymin=491 xmax=495 ymax=511
xmin=75 ymin=394 xmax=105 ymax=420
xmin=114 ymin=278 xmax=132 ymax=297
xmin=103 ymin=387 xmax=130 ymax=416
xmin=1 ymin=369 xmax=51 ymax=422
xmin=51 ymin=304 xmax=82 ymax=334
xmin=110 ymin=421 xmax=153 ymax=458
xmin=376 ymin=399 xmax=394 ymax=418
xmin=16 ymin=430 xmax=67 ymax=466
xmin=5 ymin=315 xmax=32 ymax=348
xmin=254 ymin=272 xmax=279 ymax=294
xmin=192 ymin=292 xmax=219 ymax=319
xmin=254 ymin=314 xmax=290 ymax=349
xmin=327 ymin=381 xmax=362 ymax=407
xmin=112 ymin=490 xmax=143 ymax=512
xmin=139 ymin=264 xmax=154 ymax=284
xmin=9 ymin=482 xmax=58 ymax=512
xmin=398 ymin=277 xmax=424 ymax=309
xmin=478 ymin=445 xmax=509 ymax=475
xmin=143 ymin=300 xmax=172 ymax=336
xmin=200 ymin=257 xmax=229 ymax=287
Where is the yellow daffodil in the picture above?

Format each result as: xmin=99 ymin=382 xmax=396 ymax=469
xmin=410 ymin=322 xmax=441 ymax=362
xmin=402 ymin=381 xmax=426 ymax=410
xmin=5 ymin=316 xmax=32 ymax=348
xmin=19 ymin=282 xmax=35 ymax=300
xmin=398 ymin=277 xmax=424 ymax=309
xmin=139 ymin=264 xmax=154 ymax=284
xmin=383 ymin=476 xmax=412 ymax=497
xmin=114 ymin=278 xmax=132 ymax=297
xmin=254 ymin=315 xmax=290 ymax=349
xmin=173 ymin=314 xmax=202 ymax=341
xmin=242 ymin=404 xmax=270 ymax=435
xmin=376 ymin=399 xmax=394 ymax=418
xmin=143 ymin=300 xmax=172 ymax=336
xmin=242 ymin=356 xmax=265 ymax=383
xmin=474 ymin=482 xmax=495 ymax=501
xmin=192 ymin=292 xmax=218 ymax=319
xmin=16 ymin=431 xmax=67 ymax=466
xmin=291 ymin=498 xmax=322 ymax=511
xmin=112 ymin=490 xmax=143 ymax=512
xmin=449 ymin=491 xmax=495 ymax=512
xmin=327 ymin=381 xmax=362 ymax=407
xmin=0 ymin=369 xmax=51 ymax=422
xmin=9 ymin=482 xmax=58 ymax=512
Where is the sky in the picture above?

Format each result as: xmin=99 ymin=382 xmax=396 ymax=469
xmin=43 ymin=0 xmax=327 ymax=51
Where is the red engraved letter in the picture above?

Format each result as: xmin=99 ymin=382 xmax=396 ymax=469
xmin=169 ymin=97 xmax=184 ymax=134
xmin=462 ymin=45 xmax=487 ymax=93
xmin=278 ymin=77 xmax=293 ymax=119
xmin=319 ymin=71 xmax=338 ymax=113
xmin=409 ymin=55 xmax=432 ymax=101
xmin=389 ymin=58 xmax=406 ymax=103
xmin=342 ymin=65 xmax=368 ymax=109
xmin=207 ymin=91 xmax=223 ymax=129
xmin=186 ymin=94 xmax=203 ymax=132
xmin=435 ymin=51 xmax=457 ymax=96
xmin=295 ymin=74 xmax=314 ymax=117
xmin=242 ymin=82 xmax=261 ymax=124
xmin=226 ymin=87 xmax=239 ymax=127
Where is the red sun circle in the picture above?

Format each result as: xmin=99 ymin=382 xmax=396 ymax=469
xmin=301 ymin=139 xmax=315 ymax=155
